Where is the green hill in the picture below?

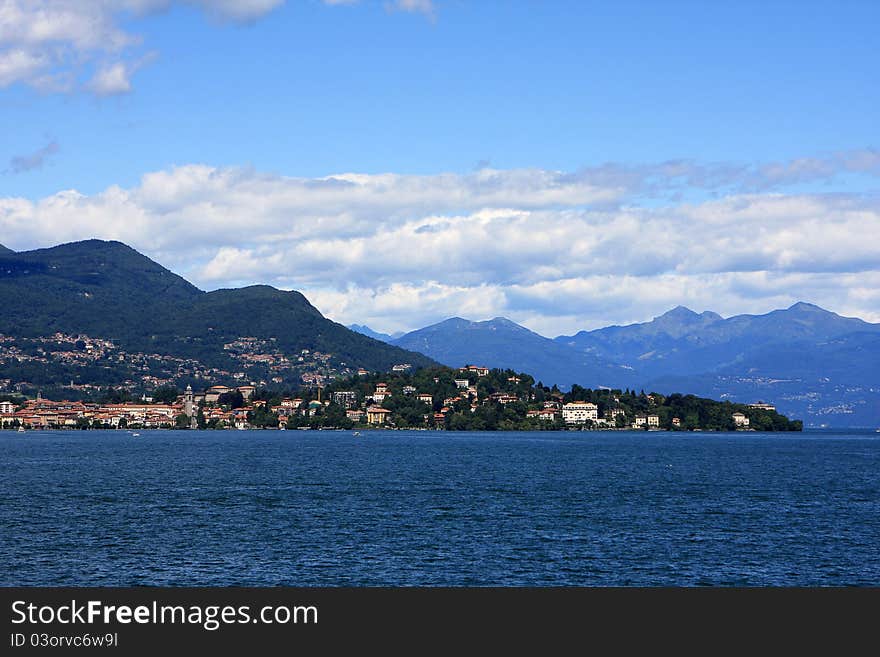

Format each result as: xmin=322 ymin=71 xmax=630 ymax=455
xmin=0 ymin=240 xmax=435 ymax=393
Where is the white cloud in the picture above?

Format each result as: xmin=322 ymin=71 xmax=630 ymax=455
xmin=1 ymin=160 xmax=879 ymax=335
xmin=0 ymin=47 xmax=48 ymax=87
xmin=323 ymin=0 xmax=436 ymax=18
xmin=0 ymin=0 xmax=440 ymax=94
xmin=86 ymin=61 xmax=134 ymax=96
xmin=385 ymin=0 xmax=435 ymax=19
xmin=0 ymin=0 xmax=284 ymax=94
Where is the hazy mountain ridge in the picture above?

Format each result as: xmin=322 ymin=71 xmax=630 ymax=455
xmin=348 ymin=324 xmax=403 ymax=343
xmin=393 ymin=305 xmax=880 ymax=427
xmin=392 ymin=317 xmax=638 ymax=389
xmin=556 ymin=302 xmax=879 ymax=371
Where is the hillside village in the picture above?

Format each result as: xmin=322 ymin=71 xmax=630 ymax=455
xmin=0 ymin=365 xmax=799 ymax=432
xmin=0 ymin=332 xmax=358 ymax=400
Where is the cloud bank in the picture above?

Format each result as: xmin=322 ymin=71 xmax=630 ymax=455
xmin=1 ymin=154 xmax=878 ymax=335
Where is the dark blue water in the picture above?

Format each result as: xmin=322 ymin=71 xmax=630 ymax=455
xmin=1 ymin=430 xmax=878 ymax=586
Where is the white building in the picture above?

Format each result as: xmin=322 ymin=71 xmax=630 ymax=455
xmin=454 ymin=379 xmax=470 ymax=389
xmin=732 ymin=412 xmax=750 ymax=427
xmin=332 ymin=391 xmax=359 ymax=409
xmin=372 ymin=383 xmax=390 ymax=403
xmin=562 ymin=402 xmax=599 ymax=425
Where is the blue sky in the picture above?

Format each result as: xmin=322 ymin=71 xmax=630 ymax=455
xmin=1 ymin=1 xmax=879 ymax=334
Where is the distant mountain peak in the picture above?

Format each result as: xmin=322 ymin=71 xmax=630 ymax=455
xmin=656 ymin=305 xmax=722 ymax=322
xmin=787 ymin=301 xmax=825 ymax=313
xmin=392 ymin=313 xmax=626 ymax=387
xmin=0 ymin=243 xmax=14 ymax=255
xmin=45 ymin=239 xmax=135 ymax=254
xmin=349 ymin=324 xmax=400 ymax=343
xmin=436 ymin=317 xmax=470 ymax=328
xmin=658 ymin=305 xmax=700 ymax=320
xmin=651 ymin=306 xmax=723 ymax=334
xmin=487 ymin=316 xmax=525 ymax=329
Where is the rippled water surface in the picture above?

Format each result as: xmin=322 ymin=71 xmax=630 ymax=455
xmin=2 ymin=429 xmax=878 ymax=586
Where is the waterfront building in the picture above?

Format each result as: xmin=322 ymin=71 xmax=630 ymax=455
xmin=562 ymin=402 xmax=599 ymax=425
xmin=527 ymin=409 xmax=560 ymax=422
xmin=366 ymin=407 xmax=392 ymax=425
xmin=733 ymin=412 xmax=750 ymax=427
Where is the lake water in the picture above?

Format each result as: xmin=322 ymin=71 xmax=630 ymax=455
xmin=1 ymin=429 xmax=878 ymax=586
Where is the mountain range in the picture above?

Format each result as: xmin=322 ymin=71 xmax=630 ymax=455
xmin=393 ymin=317 xmax=638 ymax=389
xmin=385 ymin=305 xmax=880 ymax=428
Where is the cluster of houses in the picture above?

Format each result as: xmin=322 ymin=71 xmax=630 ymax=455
xmin=352 ymin=371 xmax=645 ymax=428
xmin=0 ymin=385 xmax=253 ymax=430
xmin=0 ymin=393 xmax=185 ymax=430
xmin=0 ymin=382 xmax=413 ymax=430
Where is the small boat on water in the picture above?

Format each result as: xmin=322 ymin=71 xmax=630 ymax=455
xmin=17 ymin=425 xmax=25 ymax=433
xmin=353 ymin=431 xmax=361 ymax=437
xmin=131 ymin=432 xmax=140 ymax=437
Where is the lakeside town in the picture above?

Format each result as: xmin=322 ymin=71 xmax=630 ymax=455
xmin=0 ymin=364 xmax=798 ymax=432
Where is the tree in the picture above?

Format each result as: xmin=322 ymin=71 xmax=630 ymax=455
xmin=247 ymin=406 xmax=279 ymax=428
xmin=174 ymin=413 xmax=191 ymax=429
xmin=152 ymin=385 xmax=179 ymax=405
xmin=99 ymin=387 xmax=133 ymax=404
xmin=320 ymin=403 xmax=353 ymax=429
xmin=218 ymin=390 xmax=245 ymax=409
